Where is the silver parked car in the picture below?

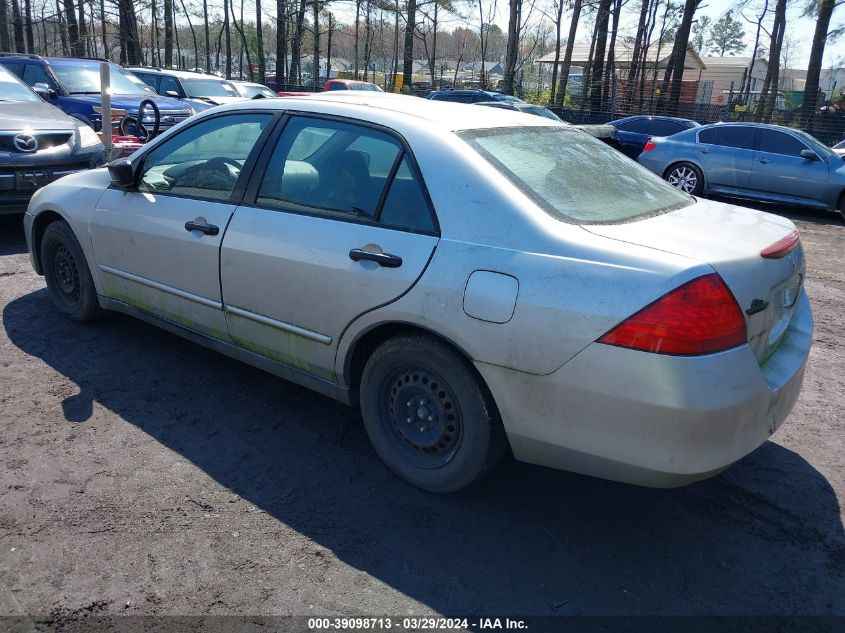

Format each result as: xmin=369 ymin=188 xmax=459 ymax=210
xmin=638 ymin=121 xmax=845 ymax=220
xmin=24 ymin=94 xmax=812 ymax=492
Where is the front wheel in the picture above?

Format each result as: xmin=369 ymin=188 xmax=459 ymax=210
xmin=665 ymin=162 xmax=704 ymax=196
xmin=359 ymin=333 xmax=507 ymax=493
xmin=40 ymin=220 xmax=101 ymax=322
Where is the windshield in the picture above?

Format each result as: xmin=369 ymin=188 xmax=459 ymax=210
xmin=183 ymin=78 xmax=240 ymax=97
xmin=50 ymin=61 xmax=155 ymax=95
xmin=349 ymin=83 xmax=382 ymax=91
xmin=460 ymin=126 xmax=693 ymax=224
xmin=793 ymin=129 xmax=837 ymax=159
xmin=240 ymin=84 xmax=275 ymax=98
xmin=0 ymin=67 xmax=40 ymax=102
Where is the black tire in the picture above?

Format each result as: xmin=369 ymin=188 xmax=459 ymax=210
xmin=40 ymin=220 xmax=101 ymax=322
xmin=664 ymin=162 xmax=704 ymax=196
xmin=359 ymin=333 xmax=507 ymax=493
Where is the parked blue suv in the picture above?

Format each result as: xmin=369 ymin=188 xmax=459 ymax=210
xmin=0 ymin=54 xmax=194 ymax=132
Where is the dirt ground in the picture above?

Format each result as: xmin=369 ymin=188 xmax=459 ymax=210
xmin=0 ymin=202 xmax=843 ymax=628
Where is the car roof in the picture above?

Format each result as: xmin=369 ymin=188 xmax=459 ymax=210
xmin=127 ymin=67 xmax=229 ymax=80
xmin=701 ymin=121 xmax=806 ymax=134
xmin=205 ymin=92 xmax=557 ymax=133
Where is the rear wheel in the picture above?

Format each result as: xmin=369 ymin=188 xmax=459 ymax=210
xmin=359 ymin=333 xmax=506 ymax=493
xmin=40 ymin=220 xmax=100 ymax=322
xmin=665 ymin=162 xmax=704 ymax=196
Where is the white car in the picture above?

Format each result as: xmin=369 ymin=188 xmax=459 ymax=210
xmin=23 ymin=93 xmax=812 ymax=492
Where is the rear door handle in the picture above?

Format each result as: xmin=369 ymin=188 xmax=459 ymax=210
xmin=185 ymin=220 xmax=219 ymax=235
xmin=758 ymin=158 xmax=771 ymax=164
xmin=349 ymin=248 xmax=403 ymax=268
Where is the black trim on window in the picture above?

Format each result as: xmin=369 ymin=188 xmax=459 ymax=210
xmin=108 ymin=109 xmax=282 ymax=205
xmin=239 ymin=110 xmax=441 ymax=237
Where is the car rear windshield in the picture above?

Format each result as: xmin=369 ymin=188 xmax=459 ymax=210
xmin=460 ymin=126 xmax=692 ymax=224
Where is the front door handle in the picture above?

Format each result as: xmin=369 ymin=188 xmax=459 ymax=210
xmin=349 ymin=248 xmax=403 ymax=268
xmin=185 ymin=220 xmax=219 ymax=235
xmin=758 ymin=158 xmax=771 ymax=164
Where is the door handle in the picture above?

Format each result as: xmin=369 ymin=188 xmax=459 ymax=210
xmin=349 ymin=248 xmax=403 ymax=268
xmin=700 ymin=148 xmax=710 ymax=154
xmin=758 ymin=158 xmax=771 ymax=164
xmin=185 ymin=220 xmax=219 ymax=235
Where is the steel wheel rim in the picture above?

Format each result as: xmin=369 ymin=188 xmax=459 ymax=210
xmin=378 ymin=366 xmax=463 ymax=469
xmin=50 ymin=243 xmax=81 ymax=308
xmin=667 ymin=166 xmax=698 ymax=193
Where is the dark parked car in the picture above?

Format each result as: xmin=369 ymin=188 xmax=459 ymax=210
xmin=427 ymin=89 xmax=523 ymax=105
xmin=609 ymin=115 xmax=700 ymax=158
xmin=638 ymin=122 xmax=845 ymax=219
xmin=0 ymin=54 xmax=193 ymax=132
xmin=0 ymin=64 xmax=105 ymax=214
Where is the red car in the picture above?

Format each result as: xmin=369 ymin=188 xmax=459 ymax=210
xmin=323 ymin=79 xmax=383 ymax=92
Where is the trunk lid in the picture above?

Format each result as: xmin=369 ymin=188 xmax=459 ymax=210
xmin=582 ymin=197 xmax=805 ymax=364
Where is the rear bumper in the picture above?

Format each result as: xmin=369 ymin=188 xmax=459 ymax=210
xmin=477 ymin=290 xmax=812 ymax=487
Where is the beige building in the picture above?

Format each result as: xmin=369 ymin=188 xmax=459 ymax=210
xmin=682 ymin=56 xmax=768 ymax=105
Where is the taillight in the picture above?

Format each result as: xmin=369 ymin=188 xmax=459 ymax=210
xmin=760 ymin=230 xmax=799 ymax=259
xmin=597 ymin=274 xmax=746 ymax=356
xmin=642 ymin=138 xmax=656 ymax=152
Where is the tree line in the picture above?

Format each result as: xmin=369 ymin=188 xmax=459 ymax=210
xmin=0 ymin=0 xmax=841 ymax=122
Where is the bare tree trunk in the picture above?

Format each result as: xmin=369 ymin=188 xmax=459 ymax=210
xmin=0 ymin=0 xmax=10 ymax=51
xmin=275 ymin=0 xmax=286 ymax=83
xmin=554 ymin=0 xmax=581 ymax=108
xmin=55 ymin=0 xmax=69 ymax=55
xmin=802 ymin=0 xmax=834 ymax=128
xmin=391 ymin=3 xmax=398 ymax=89
xmin=312 ymin=0 xmax=319 ymax=88
xmin=203 ymin=0 xmax=211 ymax=70
xmin=118 ymin=0 xmax=142 ymax=64
xmin=289 ymin=0 xmax=306 ymax=84
xmin=589 ymin=0 xmax=613 ymax=110
xmin=256 ymin=0 xmax=265 ymax=83
xmin=363 ymin=0 xmax=370 ymax=80
xmin=626 ymin=0 xmax=652 ymax=105
xmin=428 ymin=0 xmax=438 ymax=85
xmin=548 ymin=0 xmax=564 ymax=106
xmin=11 ymin=0 xmax=25 ymax=51
xmin=354 ymin=0 xmax=360 ymax=78
xmin=327 ymin=12 xmax=333 ymax=83
xmin=402 ymin=0 xmax=415 ymax=87
xmin=230 ymin=0 xmax=253 ymax=80
xmin=179 ymin=0 xmax=199 ymax=68
xmin=223 ymin=0 xmax=231 ymax=77
xmin=756 ymin=0 xmax=785 ymax=120
xmin=164 ymin=0 xmax=173 ymax=66
xmin=100 ymin=0 xmax=107 ymax=59
xmin=62 ymin=0 xmax=81 ymax=55
xmin=604 ymin=0 xmax=622 ymax=104
xmin=23 ymin=0 xmax=33 ymax=52
xmin=76 ymin=0 xmax=86 ymax=56
xmin=666 ymin=0 xmax=698 ymax=112
xmin=502 ymin=0 xmax=521 ymax=94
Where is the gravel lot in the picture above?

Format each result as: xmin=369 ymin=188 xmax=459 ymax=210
xmin=0 ymin=203 xmax=843 ymax=627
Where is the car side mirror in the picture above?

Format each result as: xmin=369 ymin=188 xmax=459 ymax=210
xmin=32 ymin=82 xmax=56 ymax=99
xmin=164 ymin=90 xmax=180 ymax=98
xmin=800 ymin=149 xmax=819 ymax=161
xmin=108 ymin=159 xmax=139 ymax=189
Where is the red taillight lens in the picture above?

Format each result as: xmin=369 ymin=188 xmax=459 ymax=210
xmin=597 ymin=274 xmax=746 ymax=356
xmin=760 ymin=230 xmax=799 ymax=259
xmin=642 ymin=138 xmax=656 ymax=152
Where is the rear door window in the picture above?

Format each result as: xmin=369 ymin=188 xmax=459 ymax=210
xmin=615 ymin=118 xmax=649 ymax=133
xmin=136 ymin=73 xmax=159 ymax=91
xmin=699 ymin=126 xmax=756 ymax=150
xmin=256 ymin=117 xmax=401 ymax=218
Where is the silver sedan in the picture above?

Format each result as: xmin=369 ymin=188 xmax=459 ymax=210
xmin=23 ymin=93 xmax=812 ymax=492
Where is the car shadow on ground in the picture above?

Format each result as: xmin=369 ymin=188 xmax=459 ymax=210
xmin=0 ymin=214 xmax=27 ymax=256
xmin=4 ymin=288 xmax=845 ymax=618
